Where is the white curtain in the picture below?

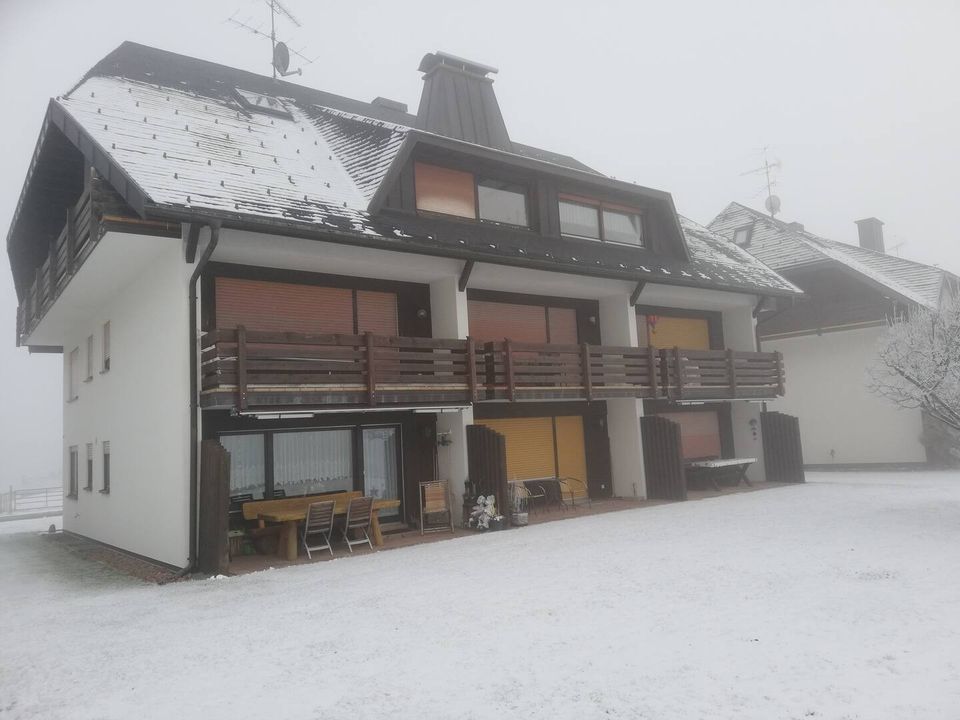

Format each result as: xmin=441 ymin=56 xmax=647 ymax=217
xmin=362 ymin=427 xmax=399 ymax=500
xmin=273 ymin=429 xmax=353 ymax=496
xmin=220 ymin=434 xmax=266 ymax=498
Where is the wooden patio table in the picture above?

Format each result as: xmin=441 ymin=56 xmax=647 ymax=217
xmin=259 ymin=498 xmax=402 ymax=561
xmin=684 ymin=457 xmax=756 ymax=491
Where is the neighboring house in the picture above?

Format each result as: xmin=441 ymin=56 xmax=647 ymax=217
xmin=7 ymin=42 xmax=800 ymax=569
xmin=709 ymin=202 xmax=960 ymax=468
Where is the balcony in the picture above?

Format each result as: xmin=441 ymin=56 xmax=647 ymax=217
xmin=200 ymin=328 xmax=785 ymax=411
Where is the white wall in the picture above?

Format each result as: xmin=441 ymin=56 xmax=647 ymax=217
xmin=721 ymin=300 xmax=767 ymax=482
xmin=60 ymin=234 xmax=193 ymax=567
xmin=766 ymin=326 xmax=926 ymax=465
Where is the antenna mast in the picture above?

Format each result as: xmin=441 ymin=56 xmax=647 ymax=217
xmin=740 ymin=146 xmax=782 ymax=217
xmin=227 ymin=0 xmax=315 ymax=79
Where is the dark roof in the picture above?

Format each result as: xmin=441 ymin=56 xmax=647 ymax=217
xmin=709 ymin=202 xmax=955 ymax=309
xmin=7 ymin=42 xmax=800 ymax=298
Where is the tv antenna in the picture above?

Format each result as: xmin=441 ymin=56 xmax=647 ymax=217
xmin=741 ymin=146 xmax=782 ymax=217
xmin=227 ymin=0 xmax=316 ymax=79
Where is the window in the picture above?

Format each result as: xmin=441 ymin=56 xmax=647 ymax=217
xmin=68 ymin=446 xmax=78 ymax=498
xmin=101 ymin=441 xmax=110 ymax=494
xmin=274 ymin=429 xmax=354 ymax=497
xmin=602 ymin=209 xmax=643 ymax=246
xmin=102 ymin=322 xmax=111 ymax=372
xmin=415 ymin=162 xmax=530 ymax=227
xmin=414 ymin=162 xmax=475 ymax=218
xmin=221 ymin=433 xmax=267 ymax=499
xmin=85 ymin=443 xmax=93 ymax=491
xmin=558 ymin=199 xmax=600 ymax=239
xmin=732 ymin=224 xmax=753 ymax=247
xmin=478 ymin=179 xmax=528 ymax=227
xmin=85 ymin=335 xmax=94 ymax=382
xmin=559 ymin=195 xmax=644 ymax=246
xmin=67 ymin=347 xmax=80 ymax=401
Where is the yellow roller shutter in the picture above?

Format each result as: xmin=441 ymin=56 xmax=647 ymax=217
xmin=477 ymin=417 xmax=556 ymax=481
xmin=555 ymin=416 xmax=588 ymax=499
xmin=639 ymin=315 xmax=711 ymax=350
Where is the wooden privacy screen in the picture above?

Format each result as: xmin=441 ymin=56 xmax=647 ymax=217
xmin=640 ymin=415 xmax=687 ymax=501
xmin=761 ymin=411 xmax=805 ymax=483
xmin=638 ymin=315 xmax=711 ymax=351
xmin=198 ymin=440 xmax=230 ymax=574
xmin=466 ymin=425 xmax=509 ymax=522
xmin=468 ymin=300 xmax=579 ymax=344
xmin=214 ymin=278 xmax=398 ymax=335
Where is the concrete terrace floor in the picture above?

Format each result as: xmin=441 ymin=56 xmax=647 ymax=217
xmin=1 ymin=471 xmax=959 ymax=719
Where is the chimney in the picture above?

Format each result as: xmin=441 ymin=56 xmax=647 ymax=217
xmin=416 ymin=51 xmax=511 ymax=151
xmin=855 ymin=217 xmax=885 ymax=253
xmin=371 ymin=96 xmax=408 ymax=114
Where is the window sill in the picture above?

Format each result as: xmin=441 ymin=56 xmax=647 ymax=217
xmin=98 ymin=489 xmax=110 ymax=495
xmin=66 ymin=493 xmax=78 ymax=500
xmin=83 ymin=376 xmax=93 ymax=384
xmin=66 ymin=396 xmax=79 ymax=404
xmin=99 ymin=369 xmax=110 ymax=376
xmin=560 ymin=232 xmax=644 ymax=249
xmin=83 ymin=486 xmax=92 ymax=492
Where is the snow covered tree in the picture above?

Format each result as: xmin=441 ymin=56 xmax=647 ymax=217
xmin=868 ymin=297 xmax=960 ymax=431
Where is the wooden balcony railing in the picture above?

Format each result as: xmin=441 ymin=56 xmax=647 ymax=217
xmin=15 ymin=173 xmax=179 ymax=346
xmin=200 ymin=328 xmax=785 ymax=410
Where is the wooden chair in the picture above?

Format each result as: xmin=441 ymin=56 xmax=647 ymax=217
xmin=302 ymin=500 xmax=336 ymax=559
xmin=341 ymin=496 xmax=374 ymax=553
xmin=557 ymin=477 xmax=592 ymax=509
xmin=419 ymin=481 xmax=454 ymax=535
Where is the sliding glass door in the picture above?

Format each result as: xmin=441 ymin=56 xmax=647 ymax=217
xmin=362 ymin=426 xmax=400 ymax=501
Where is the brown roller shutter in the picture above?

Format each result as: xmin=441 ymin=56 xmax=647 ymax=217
xmin=357 ymin=290 xmax=399 ymax=335
xmin=547 ymin=307 xmax=578 ymax=344
xmin=215 ymin=277 xmax=353 ymax=334
xmin=468 ymin=300 xmax=548 ymax=343
xmin=659 ymin=411 xmax=722 ymax=460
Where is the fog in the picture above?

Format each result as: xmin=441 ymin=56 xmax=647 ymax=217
xmin=1 ymin=0 xmax=957 ymax=485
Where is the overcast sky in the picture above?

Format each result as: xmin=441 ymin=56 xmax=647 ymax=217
xmin=1 ymin=0 xmax=958 ymax=485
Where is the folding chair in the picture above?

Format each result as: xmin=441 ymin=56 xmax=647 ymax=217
xmin=419 ymin=481 xmax=454 ymax=535
xmin=302 ymin=500 xmax=336 ymax=559
xmin=341 ymin=496 xmax=375 ymax=553
xmin=557 ymin=477 xmax=592 ymax=510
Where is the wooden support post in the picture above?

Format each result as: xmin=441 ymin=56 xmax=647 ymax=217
xmin=365 ymin=331 xmax=377 ymax=406
xmin=236 ymin=325 xmax=248 ymax=411
xmin=580 ymin=343 xmax=593 ymax=401
xmin=65 ymin=207 xmax=76 ymax=275
xmin=727 ymin=348 xmax=737 ymax=398
xmin=775 ymin=351 xmax=785 ymax=396
xmin=458 ymin=260 xmax=475 ymax=292
xmin=673 ymin=346 xmax=684 ymax=400
xmin=466 ymin=336 xmax=478 ymax=403
xmin=504 ymin=338 xmax=516 ymax=401
xmin=647 ymin=345 xmax=658 ymax=398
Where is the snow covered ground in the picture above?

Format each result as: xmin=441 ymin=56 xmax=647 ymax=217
xmin=1 ymin=471 xmax=959 ymax=719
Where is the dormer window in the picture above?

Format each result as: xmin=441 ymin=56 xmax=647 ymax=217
xmin=414 ymin=162 xmax=529 ymax=228
xmin=732 ymin=224 xmax=754 ymax=247
xmin=559 ymin=195 xmax=644 ymax=247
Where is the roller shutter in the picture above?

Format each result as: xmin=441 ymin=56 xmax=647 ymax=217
xmin=637 ymin=314 xmax=711 ymax=350
xmin=659 ymin=411 xmax=722 ymax=460
xmin=476 ymin=417 xmax=556 ymax=481
xmin=357 ymin=290 xmax=399 ymax=335
xmin=468 ymin=301 xmax=579 ymax=344
xmin=216 ymin=277 xmax=354 ymax=334
xmin=555 ymin=416 xmax=588 ymax=499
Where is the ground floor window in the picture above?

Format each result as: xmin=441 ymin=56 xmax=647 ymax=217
xmin=220 ymin=425 xmax=403 ymax=505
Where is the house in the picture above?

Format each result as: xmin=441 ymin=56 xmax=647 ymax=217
xmin=709 ymin=202 xmax=960 ymax=468
xmin=7 ymin=42 xmax=801 ymax=570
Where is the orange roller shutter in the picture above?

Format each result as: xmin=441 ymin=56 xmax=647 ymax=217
xmin=215 ymin=277 xmax=353 ymax=334
xmin=638 ymin=315 xmax=711 ymax=350
xmin=357 ymin=290 xmax=399 ymax=335
xmin=659 ymin=411 xmax=722 ymax=460
xmin=476 ymin=417 xmax=556 ymax=480
xmin=414 ymin=162 xmax=476 ymax=218
xmin=555 ymin=416 xmax=588 ymax=498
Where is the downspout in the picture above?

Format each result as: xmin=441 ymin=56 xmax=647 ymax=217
xmin=186 ymin=221 xmax=221 ymax=573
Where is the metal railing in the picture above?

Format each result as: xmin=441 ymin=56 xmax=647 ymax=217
xmin=0 ymin=486 xmax=64 ymax=515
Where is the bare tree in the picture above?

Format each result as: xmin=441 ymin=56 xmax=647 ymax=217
xmin=868 ymin=297 xmax=960 ymax=431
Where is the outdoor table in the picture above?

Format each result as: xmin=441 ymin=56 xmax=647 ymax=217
xmin=259 ymin=498 xmax=401 ymax=561
xmin=684 ymin=458 xmax=756 ymax=491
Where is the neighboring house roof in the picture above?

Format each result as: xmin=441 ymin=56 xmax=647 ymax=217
xmin=9 ymin=42 xmax=800 ymax=298
xmin=709 ymin=202 xmax=955 ymax=309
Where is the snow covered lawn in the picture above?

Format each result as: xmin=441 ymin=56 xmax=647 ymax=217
xmin=2 ymin=471 xmax=959 ymax=719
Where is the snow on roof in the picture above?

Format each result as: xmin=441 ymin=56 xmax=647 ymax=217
xmin=55 ymin=69 xmax=799 ymax=297
xmin=708 ymin=202 xmax=952 ymax=309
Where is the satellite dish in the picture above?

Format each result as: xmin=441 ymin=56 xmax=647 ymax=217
xmin=273 ymin=42 xmax=290 ymax=75
xmin=764 ymin=194 xmax=781 ymax=216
